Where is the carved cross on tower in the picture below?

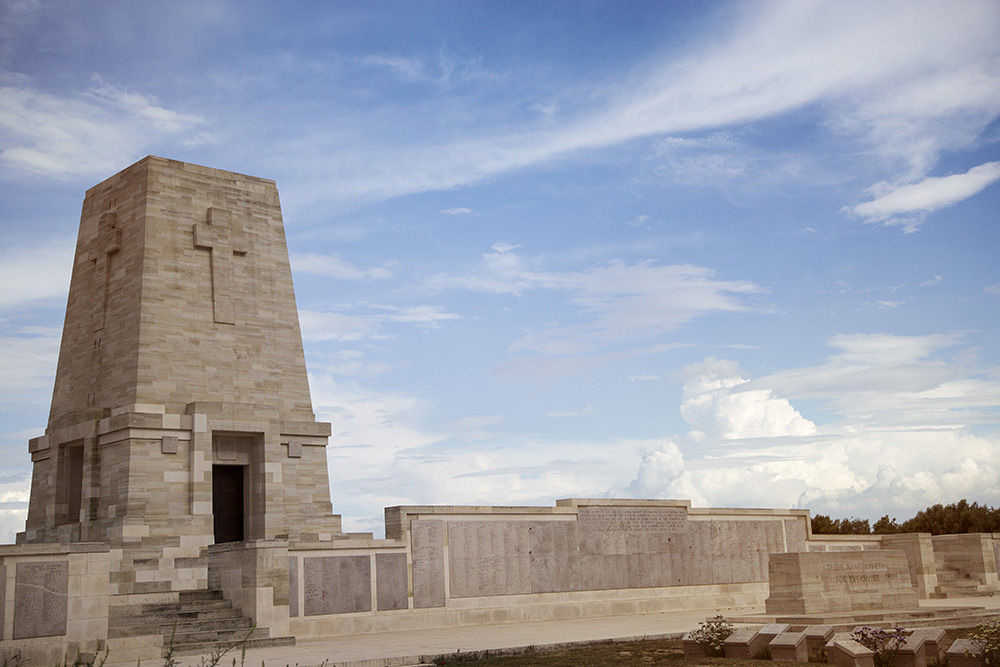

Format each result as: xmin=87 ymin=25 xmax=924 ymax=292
xmin=87 ymin=211 xmax=121 ymax=332
xmin=193 ymin=207 xmax=248 ymax=325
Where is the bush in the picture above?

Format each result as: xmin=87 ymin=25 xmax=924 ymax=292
xmin=690 ymin=615 xmax=734 ymax=657
xmin=850 ymin=626 xmax=908 ymax=667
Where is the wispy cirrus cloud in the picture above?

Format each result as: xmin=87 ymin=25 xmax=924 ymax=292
xmin=279 ymin=0 xmax=1000 ymax=216
xmin=291 ymin=252 xmax=393 ymax=281
xmin=428 ymin=243 xmax=764 ymax=358
xmin=0 ymin=72 xmax=210 ymax=179
xmin=299 ymin=302 xmax=460 ymax=343
xmin=0 ymin=238 xmax=74 ymax=311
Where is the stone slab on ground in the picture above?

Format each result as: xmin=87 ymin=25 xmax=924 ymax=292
xmin=769 ymin=631 xmax=808 ymax=663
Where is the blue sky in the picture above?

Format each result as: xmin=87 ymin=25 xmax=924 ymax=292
xmin=1 ymin=0 xmax=999 ymax=540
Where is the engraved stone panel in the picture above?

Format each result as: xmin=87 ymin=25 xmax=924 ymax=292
xmin=578 ymin=506 xmax=689 ymax=533
xmin=785 ymin=518 xmax=807 ymax=552
xmin=412 ymin=520 xmax=445 ymax=608
xmin=287 ymin=440 xmax=302 ymax=458
xmin=13 ymin=561 xmax=68 ymax=639
xmin=303 ymin=555 xmax=371 ymax=615
xmin=376 ymin=553 xmax=408 ymax=611
xmin=289 ymin=556 xmax=298 ymax=618
xmin=216 ymin=435 xmax=237 ymax=461
xmin=449 ymin=521 xmax=533 ymax=598
xmin=161 ymin=435 xmax=178 ymax=454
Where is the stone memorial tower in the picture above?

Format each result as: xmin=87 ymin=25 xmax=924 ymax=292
xmin=22 ymin=156 xmax=342 ymax=575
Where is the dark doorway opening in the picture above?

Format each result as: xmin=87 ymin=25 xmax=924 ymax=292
xmin=212 ymin=465 xmax=245 ymax=543
xmin=64 ymin=444 xmax=83 ymax=523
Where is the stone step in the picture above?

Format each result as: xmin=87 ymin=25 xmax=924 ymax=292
xmin=112 ymin=598 xmax=235 ymax=616
xmin=929 ymin=589 xmax=996 ymax=599
xmin=736 ymin=605 xmax=997 ymax=632
xmin=167 ymin=625 xmax=270 ymax=647
xmin=166 ymin=633 xmax=296 ymax=657
xmin=109 ymin=614 xmax=252 ymax=639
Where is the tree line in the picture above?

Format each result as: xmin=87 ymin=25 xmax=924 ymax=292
xmin=811 ymin=499 xmax=1000 ymax=535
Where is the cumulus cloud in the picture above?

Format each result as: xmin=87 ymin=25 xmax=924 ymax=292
xmin=626 ymin=441 xmax=687 ymax=499
xmin=845 ymin=162 xmax=1000 ymax=231
xmin=679 ymin=358 xmax=816 ymax=441
xmin=618 ymin=334 xmax=1000 ymax=520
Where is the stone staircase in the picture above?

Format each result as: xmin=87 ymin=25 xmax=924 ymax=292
xmin=109 ymin=589 xmax=295 ymax=657
xmin=930 ymin=568 xmax=998 ymax=598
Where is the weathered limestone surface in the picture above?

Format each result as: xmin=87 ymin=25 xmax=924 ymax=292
xmin=376 ymin=553 xmax=408 ymax=611
xmin=769 ymin=631 xmax=808 ymax=663
xmin=304 ymin=555 xmax=372 ymax=615
xmin=946 ymin=639 xmax=982 ymax=667
xmin=765 ymin=550 xmax=919 ymax=614
xmin=827 ymin=638 xmax=875 ymax=667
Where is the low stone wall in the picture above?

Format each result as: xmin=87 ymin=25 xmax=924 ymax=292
xmin=288 ymin=499 xmax=808 ymax=637
xmin=0 ymin=543 xmax=110 ymax=665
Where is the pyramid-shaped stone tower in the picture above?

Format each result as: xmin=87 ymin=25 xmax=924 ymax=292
xmin=23 ymin=156 xmax=342 ymax=559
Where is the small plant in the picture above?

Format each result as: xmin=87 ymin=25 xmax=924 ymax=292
xmin=690 ymin=615 xmax=734 ymax=657
xmin=809 ymin=645 xmax=828 ymax=663
xmin=928 ymin=655 xmax=950 ymax=667
xmin=850 ymin=626 xmax=908 ymax=667
xmin=968 ymin=617 xmax=1000 ymax=667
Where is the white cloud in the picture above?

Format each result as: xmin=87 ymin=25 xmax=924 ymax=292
xmin=988 ymin=282 xmax=1000 ymax=296
xmin=510 ymin=261 xmax=763 ymax=356
xmin=298 ymin=309 xmax=380 ymax=343
xmin=298 ymin=302 xmax=460 ymax=343
xmin=311 ymin=370 xmax=646 ymax=534
xmin=0 ymin=329 xmax=60 ymax=412
xmin=277 ymin=1 xmax=1000 ymax=213
xmin=618 ymin=334 xmax=1000 ymax=520
xmin=0 ymin=73 xmax=208 ymax=179
xmin=0 ymin=472 xmax=30 ymax=544
xmin=679 ymin=358 xmax=816 ymax=441
xmin=291 ymin=252 xmax=393 ymax=281
xmin=430 ymin=247 xmax=764 ymax=357
xmin=439 ymin=207 xmax=473 ymax=215
xmin=367 ymin=303 xmax=461 ymax=329
xmin=0 ymin=238 xmax=74 ymax=310
xmin=625 ymin=441 xmax=686 ymax=499
xmin=845 ymin=162 xmax=1000 ymax=231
